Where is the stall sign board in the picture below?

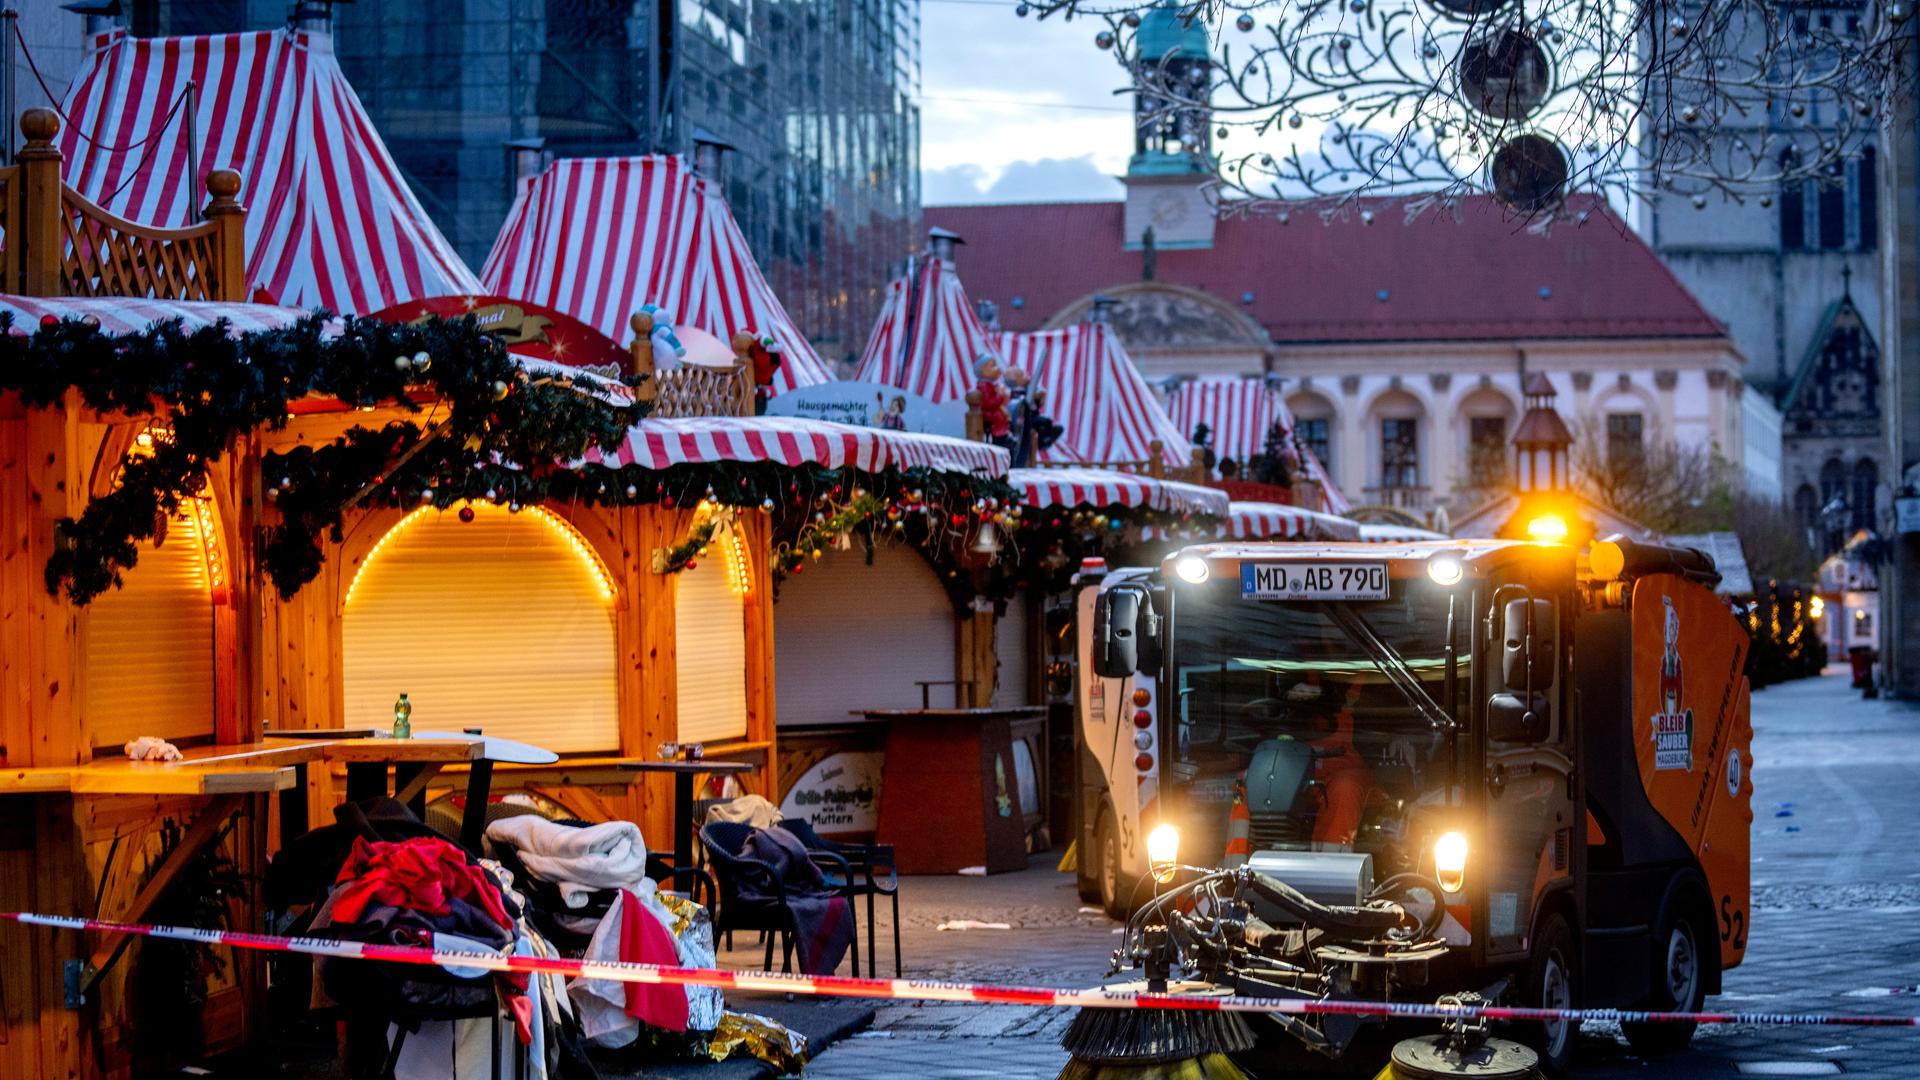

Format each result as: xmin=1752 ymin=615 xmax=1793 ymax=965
xmin=768 ymin=381 xmax=967 ymax=438
xmin=779 ymin=751 xmax=885 ymax=834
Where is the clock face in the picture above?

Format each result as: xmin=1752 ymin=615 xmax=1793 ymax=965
xmin=1151 ymin=189 xmax=1192 ymax=229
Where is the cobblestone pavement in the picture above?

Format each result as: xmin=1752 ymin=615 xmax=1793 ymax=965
xmin=727 ymin=670 xmax=1920 ymax=1078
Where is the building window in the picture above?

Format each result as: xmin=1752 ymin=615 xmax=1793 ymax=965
xmin=1297 ymin=417 xmax=1331 ymax=475
xmin=1794 ymin=483 xmax=1819 ymax=534
xmin=1781 ymin=145 xmax=1878 ymax=252
xmin=1606 ymin=413 xmax=1644 ymax=467
xmin=1381 ymin=418 xmax=1419 ymax=489
xmin=1850 ymin=458 xmax=1879 ymax=533
xmin=1468 ymin=416 xmax=1509 ymax=488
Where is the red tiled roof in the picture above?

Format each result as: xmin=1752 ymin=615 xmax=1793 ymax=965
xmin=925 ymin=195 xmax=1727 ymax=345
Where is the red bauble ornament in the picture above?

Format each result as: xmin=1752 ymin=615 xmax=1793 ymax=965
xmin=458 ymin=506 xmax=476 ymax=523
xmin=685 ymin=559 xmax=697 ymax=570
xmin=39 ymin=314 xmax=59 ymax=328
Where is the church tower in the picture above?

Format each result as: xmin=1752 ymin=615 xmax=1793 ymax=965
xmin=1123 ymin=2 xmax=1216 ymax=251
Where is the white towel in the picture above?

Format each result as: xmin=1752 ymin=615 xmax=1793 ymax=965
xmin=485 ymin=817 xmax=652 ymax=908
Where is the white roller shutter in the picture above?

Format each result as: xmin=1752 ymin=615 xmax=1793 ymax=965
xmin=992 ymin=598 xmax=1032 ymax=707
xmin=343 ymin=506 xmax=618 ymax=753
xmin=775 ymin=544 xmax=955 ymax=726
xmin=674 ymin=542 xmax=749 ymax=745
xmin=84 ymin=508 xmax=215 ymax=749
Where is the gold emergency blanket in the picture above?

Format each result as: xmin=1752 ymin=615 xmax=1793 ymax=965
xmin=706 ymin=1010 xmax=810 ymax=1072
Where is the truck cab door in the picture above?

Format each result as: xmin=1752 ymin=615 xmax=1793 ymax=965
xmin=1476 ymin=583 xmax=1577 ymax=965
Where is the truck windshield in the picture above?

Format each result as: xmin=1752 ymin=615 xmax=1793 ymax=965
xmin=1169 ymin=578 xmax=1458 ymax=873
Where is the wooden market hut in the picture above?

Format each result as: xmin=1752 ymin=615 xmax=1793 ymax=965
xmin=0 ymin=104 xmax=1009 ymax=1074
xmin=480 ymin=153 xmax=836 ymax=395
xmin=0 ymin=106 xmax=279 ymax=1077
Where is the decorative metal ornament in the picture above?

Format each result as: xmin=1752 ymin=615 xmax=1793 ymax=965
xmin=1024 ymin=0 xmax=1915 ymax=219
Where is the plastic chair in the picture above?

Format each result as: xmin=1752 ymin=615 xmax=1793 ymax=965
xmin=699 ymin=822 xmax=860 ymax=975
xmin=780 ymin=817 xmax=902 ymax=977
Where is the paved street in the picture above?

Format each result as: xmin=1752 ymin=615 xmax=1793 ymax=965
xmin=723 ymin=670 xmax=1920 ymax=1079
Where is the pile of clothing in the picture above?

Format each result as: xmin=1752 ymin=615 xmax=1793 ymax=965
xmin=485 ymin=815 xmax=724 ymax=1046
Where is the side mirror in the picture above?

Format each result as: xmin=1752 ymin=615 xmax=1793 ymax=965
xmin=1487 ymin=692 xmax=1551 ymax=743
xmin=1094 ymin=587 xmax=1141 ymax=678
xmin=1500 ymin=598 xmax=1557 ymax=691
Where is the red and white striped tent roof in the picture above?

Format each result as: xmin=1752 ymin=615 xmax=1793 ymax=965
xmin=997 ymin=325 xmax=1193 ymax=469
xmin=482 ymin=156 xmax=832 ymax=396
xmin=853 ymin=256 xmax=992 ymax=403
xmin=573 ymin=416 xmax=1006 ymax=476
xmin=59 ymin=28 xmax=481 ymax=314
xmin=1164 ymin=377 xmax=1351 ymax=514
xmin=1226 ymin=502 xmax=1362 ymax=541
xmin=1011 ymin=467 xmax=1228 ymax=516
xmin=0 ymin=294 xmax=305 ymax=336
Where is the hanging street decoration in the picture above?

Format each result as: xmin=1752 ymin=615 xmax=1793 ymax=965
xmin=1022 ymin=0 xmax=1916 ymax=218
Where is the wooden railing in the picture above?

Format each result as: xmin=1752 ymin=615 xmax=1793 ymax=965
xmin=1 ymin=108 xmax=246 ymax=300
xmin=628 ymin=311 xmax=755 ymax=418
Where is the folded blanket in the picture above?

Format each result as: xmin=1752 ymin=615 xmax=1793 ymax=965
xmin=703 ymin=794 xmax=783 ymax=830
xmin=486 ymin=817 xmax=651 ymax=908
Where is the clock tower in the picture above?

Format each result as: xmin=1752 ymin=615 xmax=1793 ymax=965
xmin=1123 ymin=2 xmax=1216 ymax=251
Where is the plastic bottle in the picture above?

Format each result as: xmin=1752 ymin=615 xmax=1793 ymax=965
xmin=393 ymin=692 xmax=412 ymax=740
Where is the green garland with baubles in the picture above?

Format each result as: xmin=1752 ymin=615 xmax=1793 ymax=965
xmin=2 ymin=312 xmax=1216 ymax=608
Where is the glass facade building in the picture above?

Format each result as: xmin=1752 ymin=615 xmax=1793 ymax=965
xmin=129 ymin=0 xmax=921 ymax=363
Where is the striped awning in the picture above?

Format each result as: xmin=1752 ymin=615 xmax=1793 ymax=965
xmin=574 ymin=417 xmax=1008 ymax=476
xmin=1165 ymin=376 xmax=1352 ymax=514
xmin=853 ymin=256 xmax=992 ymax=404
xmin=1166 ymin=377 xmax=1285 ymax=464
xmin=998 ymin=325 xmax=1194 ymax=469
xmin=856 ymin=258 xmax=1195 ymax=470
xmin=481 ymin=156 xmax=832 ymax=396
xmin=59 ymin=28 xmax=481 ymax=314
xmin=1012 ymin=467 xmax=1228 ymax=516
xmin=0 ymin=294 xmax=306 ymax=335
xmin=1227 ymin=501 xmax=1362 ymax=541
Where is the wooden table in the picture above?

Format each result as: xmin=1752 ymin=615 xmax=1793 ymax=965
xmin=618 ymin=760 xmax=755 ymax=894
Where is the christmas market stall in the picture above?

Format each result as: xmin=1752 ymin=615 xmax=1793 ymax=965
xmin=1164 ymin=375 xmax=1353 ymax=514
xmin=481 ymin=152 xmax=836 ymax=405
xmin=57 ymin=22 xmax=481 ymax=312
xmin=0 ymin=95 xmax=306 ymax=1074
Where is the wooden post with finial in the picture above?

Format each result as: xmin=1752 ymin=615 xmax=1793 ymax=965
xmin=630 ymin=312 xmax=659 ymax=404
xmin=202 ymin=168 xmax=247 ymax=301
xmin=17 ymin=108 xmax=63 ymax=297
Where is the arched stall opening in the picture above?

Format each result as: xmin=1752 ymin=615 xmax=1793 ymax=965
xmin=340 ymin=503 xmax=621 ymax=752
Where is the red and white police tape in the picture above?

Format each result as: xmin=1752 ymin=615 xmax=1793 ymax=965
xmin=5 ymin=911 xmax=1915 ymax=1030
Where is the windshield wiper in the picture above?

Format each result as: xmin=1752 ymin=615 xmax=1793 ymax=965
xmin=1316 ymin=602 xmax=1457 ymax=731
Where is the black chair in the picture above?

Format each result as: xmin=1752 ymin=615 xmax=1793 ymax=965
xmin=699 ymin=821 xmax=860 ymax=976
xmin=779 ymin=817 xmax=902 ymax=977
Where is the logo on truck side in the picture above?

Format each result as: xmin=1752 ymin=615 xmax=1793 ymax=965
xmin=1652 ymin=596 xmax=1694 ymax=772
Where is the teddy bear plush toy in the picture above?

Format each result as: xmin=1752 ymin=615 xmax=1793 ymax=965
xmin=973 ymin=354 xmax=1013 ymax=450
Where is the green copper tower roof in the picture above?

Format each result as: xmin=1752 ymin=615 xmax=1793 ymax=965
xmin=1135 ymin=2 xmax=1212 ymax=61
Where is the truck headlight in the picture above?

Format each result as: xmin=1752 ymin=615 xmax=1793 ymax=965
xmin=1174 ymin=556 xmax=1210 ymax=584
xmin=1146 ymin=823 xmax=1181 ymax=883
xmin=1434 ymin=831 xmax=1468 ymax=894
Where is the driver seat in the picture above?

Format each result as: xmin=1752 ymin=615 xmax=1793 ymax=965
xmin=1243 ymin=738 xmax=1316 ymax=851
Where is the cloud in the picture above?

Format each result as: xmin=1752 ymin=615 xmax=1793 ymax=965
xmin=985 ymin=156 xmax=1123 ymax=202
xmin=919 ymin=1 xmax=1134 ymax=204
xmin=923 ymin=163 xmax=992 ymax=205
xmin=925 ymin=155 xmax=1122 ymax=205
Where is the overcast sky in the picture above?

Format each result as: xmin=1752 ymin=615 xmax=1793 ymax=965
xmin=919 ymin=0 xmax=1135 ymax=205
